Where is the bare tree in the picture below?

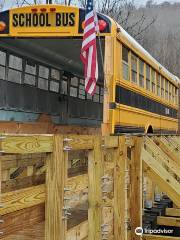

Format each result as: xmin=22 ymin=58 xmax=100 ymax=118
xmin=78 ymin=0 xmax=156 ymax=41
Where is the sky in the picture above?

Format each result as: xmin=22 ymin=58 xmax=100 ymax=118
xmin=1 ymin=0 xmax=180 ymax=10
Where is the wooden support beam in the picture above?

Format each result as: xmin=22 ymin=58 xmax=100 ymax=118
xmin=130 ymin=137 xmax=143 ymax=240
xmin=143 ymin=234 xmax=180 ymax=240
xmin=142 ymin=148 xmax=180 ymax=207
xmin=0 ymin=184 xmax=45 ymax=215
xmin=0 ymin=135 xmax=53 ymax=154
xmin=166 ymin=208 xmax=180 ymax=217
xmin=114 ymin=136 xmax=126 ymax=240
xmin=157 ymin=216 xmax=180 ymax=227
xmin=154 ymin=137 xmax=180 ymax=167
xmin=45 ymin=135 xmax=68 ymax=240
xmin=88 ymin=136 xmax=103 ymax=240
xmin=103 ymin=136 xmax=119 ymax=148
xmin=145 ymin=137 xmax=180 ymax=179
xmin=67 ymin=221 xmax=88 ymax=240
xmin=64 ymin=135 xmax=94 ymax=150
xmin=1 ymin=173 xmax=88 ymax=216
xmin=0 ymin=204 xmax=45 ymax=238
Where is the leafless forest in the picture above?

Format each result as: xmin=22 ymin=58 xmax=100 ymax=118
xmin=0 ymin=0 xmax=180 ymax=77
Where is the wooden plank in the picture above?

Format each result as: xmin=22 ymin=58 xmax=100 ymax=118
xmin=88 ymin=136 xmax=103 ymax=240
xmin=142 ymin=148 xmax=180 ymax=207
xmin=64 ymin=135 xmax=94 ymax=150
xmin=1 ymin=174 xmax=45 ymax=193
xmin=0 ymin=135 xmax=53 ymax=154
xmin=103 ymin=136 xmax=119 ymax=148
xmin=145 ymin=137 xmax=180 ymax=179
xmin=1 ymin=222 xmax=44 ymax=240
xmin=0 ymin=203 xmax=45 ymax=238
xmin=157 ymin=216 xmax=180 ymax=227
xmin=1 ymin=173 xmax=88 ymax=215
xmin=154 ymin=137 xmax=180 ymax=166
xmin=0 ymin=184 xmax=45 ymax=215
xmin=130 ymin=137 xmax=143 ymax=240
xmin=166 ymin=208 xmax=180 ymax=217
xmin=143 ymin=235 xmax=180 ymax=240
xmin=67 ymin=220 xmax=88 ymax=240
xmin=114 ymin=136 xmax=126 ymax=240
xmin=45 ymin=135 xmax=67 ymax=240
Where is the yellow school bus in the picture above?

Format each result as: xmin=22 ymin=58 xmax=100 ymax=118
xmin=0 ymin=4 xmax=179 ymax=134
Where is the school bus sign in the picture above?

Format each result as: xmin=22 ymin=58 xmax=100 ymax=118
xmin=0 ymin=5 xmax=111 ymax=37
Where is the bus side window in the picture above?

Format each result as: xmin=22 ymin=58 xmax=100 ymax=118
xmin=169 ymin=83 xmax=172 ymax=103
xmin=157 ymin=73 xmax=160 ymax=96
xmin=70 ymin=76 xmax=78 ymax=97
xmin=165 ymin=79 xmax=168 ymax=100
xmin=24 ymin=60 xmax=36 ymax=86
xmin=139 ymin=59 xmax=144 ymax=88
xmin=50 ymin=68 xmax=60 ymax=93
xmin=131 ymin=53 xmax=137 ymax=84
xmin=151 ymin=69 xmax=155 ymax=93
xmin=175 ymin=87 xmax=178 ymax=105
xmin=0 ymin=50 xmax=6 ymax=80
xmin=79 ymin=79 xmax=85 ymax=99
xmin=8 ymin=54 xmax=22 ymax=84
xmin=161 ymin=77 xmax=164 ymax=98
xmin=172 ymin=85 xmax=175 ymax=104
xmin=93 ymin=85 xmax=100 ymax=102
xmin=122 ymin=45 xmax=129 ymax=81
xmin=38 ymin=65 xmax=49 ymax=90
xmin=146 ymin=65 xmax=150 ymax=91
xmin=61 ymin=75 xmax=68 ymax=95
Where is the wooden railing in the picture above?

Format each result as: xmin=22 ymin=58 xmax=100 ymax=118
xmin=0 ymin=134 xmax=179 ymax=240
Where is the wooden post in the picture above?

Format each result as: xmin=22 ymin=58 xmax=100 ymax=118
xmin=114 ymin=136 xmax=126 ymax=240
xmin=88 ymin=136 xmax=103 ymax=240
xmin=45 ymin=135 xmax=68 ymax=240
xmin=130 ymin=137 xmax=143 ymax=240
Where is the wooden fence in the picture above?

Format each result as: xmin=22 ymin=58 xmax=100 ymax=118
xmin=0 ymin=134 xmax=179 ymax=240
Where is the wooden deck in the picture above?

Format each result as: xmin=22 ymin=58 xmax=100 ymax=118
xmin=2 ymin=222 xmax=44 ymax=240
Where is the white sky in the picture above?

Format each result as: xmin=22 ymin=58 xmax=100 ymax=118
xmin=1 ymin=0 xmax=180 ymax=10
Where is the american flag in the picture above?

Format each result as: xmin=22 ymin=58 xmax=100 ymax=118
xmin=80 ymin=0 xmax=99 ymax=96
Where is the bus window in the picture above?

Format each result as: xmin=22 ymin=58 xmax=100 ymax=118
xmin=93 ymin=85 xmax=100 ymax=102
xmin=131 ymin=54 xmax=137 ymax=84
xmin=51 ymin=68 xmax=60 ymax=81
xmin=172 ymin=85 xmax=175 ymax=104
xmin=0 ymin=50 xmax=6 ymax=80
xmin=122 ymin=45 xmax=129 ymax=81
xmin=70 ymin=76 xmax=78 ymax=97
xmin=8 ymin=54 xmax=22 ymax=84
xmin=50 ymin=68 xmax=60 ymax=93
xmin=175 ymin=88 xmax=178 ymax=104
xmin=24 ymin=60 xmax=36 ymax=86
xmin=157 ymin=73 xmax=160 ymax=96
xmin=61 ymin=75 xmax=68 ymax=95
xmin=139 ymin=59 xmax=144 ymax=88
xmin=38 ymin=65 xmax=49 ymax=90
xmin=79 ymin=79 xmax=85 ymax=99
xmin=161 ymin=77 xmax=164 ymax=98
xmin=146 ymin=65 xmax=150 ymax=91
xmin=100 ymin=87 xmax=104 ymax=103
xmin=151 ymin=69 xmax=155 ymax=93
xmin=169 ymin=83 xmax=172 ymax=102
xmin=165 ymin=79 xmax=168 ymax=100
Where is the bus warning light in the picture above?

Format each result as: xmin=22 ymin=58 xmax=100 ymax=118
xmin=40 ymin=8 xmax=47 ymax=12
xmin=50 ymin=8 xmax=56 ymax=12
xmin=31 ymin=8 xmax=38 ymax=13
xmin=0 ymin=21 xmax=6 ymax=32
xmin=98 ymin=20 xmax=107 ymax=31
